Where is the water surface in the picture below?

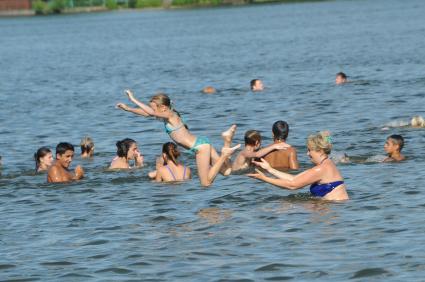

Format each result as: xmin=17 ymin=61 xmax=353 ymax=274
xmin=1 ymin=0 xmax=425 ymax=280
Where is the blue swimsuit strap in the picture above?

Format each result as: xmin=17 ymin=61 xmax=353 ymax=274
xmin=183 ymin=166 xmax=186 ymax=179
xmin=164 ymin=115 xmax=186 ymax=135
xmin=164 ymin=122 xmax=185 ymax=134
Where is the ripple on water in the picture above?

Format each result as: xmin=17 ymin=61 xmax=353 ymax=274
xmin=264 ymin=276 xmax=294 ymax=281
xmin=40 ymin=261 xmax=75 ymax=266
xmin=59 ymin=273 xmax=93 ymax=279
xmin=350 ymin=268 xmax=390 ymax=279
xmin=255 ymin=263 xmax=300 ymax=272
xmin=95 ymin=267 xmax=133 ymax=274
xmin=0 ymin=264 xmax=16 ymax=270
xmin=81 ymin=239 xmax=109 ymax=246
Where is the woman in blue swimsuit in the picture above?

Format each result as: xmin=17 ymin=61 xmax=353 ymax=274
xmin=248 ymin=131 xmax=349 ymax=201
xmin=116 ymin=90 xmax=240 ymax=187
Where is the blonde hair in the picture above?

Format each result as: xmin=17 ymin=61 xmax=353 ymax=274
xmin=150 ymin=93 xmax=171 ymax=108
xmin=411 ymin=116 xmax=425 ymax=128
xmin=307 ymin=131 xmax=332 ymax=155
xmin=80 ymin=136 xmax=94 ymax=154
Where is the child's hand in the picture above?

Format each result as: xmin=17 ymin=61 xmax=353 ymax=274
xmin=116 ymin=103 xmax=129 ymax=111
xmin=221 ymin=144 xmax=241 ymax=157
xmin=252 ymin=158 xmax=272 ymax=171
xmin=274 ymin=143 xmax=291 ymax=150
xmin=247 ymin=169 xmax=266 ymax=180
xmin=134 ymin=150 xmax=144 ymax=167
xmin=75 ymin=165 xmax=84 ymax=179
xmin=125 ymin=89 xmax=135 ymax=100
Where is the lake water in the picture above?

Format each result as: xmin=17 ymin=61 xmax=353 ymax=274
xmin=1 ymin=0 xmax=425 ymax=280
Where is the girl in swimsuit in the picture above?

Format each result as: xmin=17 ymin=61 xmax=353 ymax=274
xmin=248 ymin=131 xmax=349 ymax=201
xmin=109 ymin=138 xmax=144 ymax=169
xmin=116 ymin=90 xmax=240 ymax=187
xmin=150 ymin=142 xmax=191 ymax=182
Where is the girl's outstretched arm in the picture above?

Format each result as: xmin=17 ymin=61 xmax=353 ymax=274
xmin=125 ymin=90 xmax=172 ymax=119
xmin=116 ymin=103 xmax=150 ymax=117
xmin=125 ymin=90 xmax=156 ymax=116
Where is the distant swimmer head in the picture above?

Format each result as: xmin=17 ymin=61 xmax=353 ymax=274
xmin=80 ymin=136 xmax=94 ymax=158
xmin=162 ymin=142 xmax=180 ymax=165
xmin=335 ymin=72 xmax=347 ymax=85
xmin=116 ymin=138 xmax=139 ymax=160
xmin=202 ymin=86 xmax=216 ymax=94
xmin=411 ymin=115 xmax=425 ymax=128
xmin=385 ymin=134 xmax=404 ymax=153
xmin=34 ymin=146 xmax=53 ymax=172
xmin=307 ymin=131 xmax=333 ymax=164
xmin=244 ymin=130 xmax=262 ymax=149
xmin=272 ymin=120 xmax=289 ymax=141
xmin=55 ymin=142 xmax=75 ymax=169
xmin=250 ymin=79 xmax=264 ymax=92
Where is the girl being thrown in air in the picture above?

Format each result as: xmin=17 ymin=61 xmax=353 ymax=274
xmin=116 ymin=90 xmax=239 ymax=186
xmin=149 ymin=142 xmax=191 ymax=182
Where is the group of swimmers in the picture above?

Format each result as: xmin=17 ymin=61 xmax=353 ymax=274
xmin=4 ymin=73 xmax=423 ymax=201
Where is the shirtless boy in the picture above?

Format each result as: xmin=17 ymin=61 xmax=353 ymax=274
xmin=47 ymin=142 xmax=84 ymax=183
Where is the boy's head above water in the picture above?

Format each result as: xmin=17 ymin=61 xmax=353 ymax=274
xmin=272 ymin=120 xmax=289 ymax=141
xmin=385 ymin=134 xmax=404 ymax=154
xmin=250 ymin=79 xmax=264 ymax=92
xmin=335 ymin=72 xmax=347 ymax=85
xmin=55 ymin=142 xmax=75 ymax=169
xmin=244 ymin=130 xmax=261 ymax=149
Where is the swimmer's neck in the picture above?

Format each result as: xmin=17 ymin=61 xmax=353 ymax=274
xmin=273 ymin=139 xmax=286 ymax=143
xmin=389 ymin=151 xmax=404 ymax=160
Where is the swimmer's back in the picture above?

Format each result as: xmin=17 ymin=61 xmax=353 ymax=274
xmin=263 ymin=146 xmax=299 ymax=170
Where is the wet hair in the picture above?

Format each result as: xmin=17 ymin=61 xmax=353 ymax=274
xmin=56 ymin=142 xmax=74 ymax=156
xmin=250 ymin=79 xmax=259 ymax=90
xmin=150 ymin=93 xmax=188 ymax=129
xmin=150 ymin=93 xmax=172 ymax=108
xmin=162 ymin=142 xmax=180 ymax=165
xmin=411 ymin=115 xmax=425 ymax=127
xmin=336 ymin=72 xmax=347 ymax=79
xmin=244 ymin=130 xmax=262 ymax=146
xmin=272 ymin=120 xmax=289 ymax=141
xmin=387 ymin=134 xmax=404 ymax=151
xmin=80 ymin=136 xmax=94 ymax=155
xmin=116 ymin=138 xmax=136 ymax=158
xmin=34 ymin=147 xmax=51 ymax=170
xmin=307 ymin=131 xmax=333 ymax=155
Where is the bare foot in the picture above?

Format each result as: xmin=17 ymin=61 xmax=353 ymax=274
xmin=221 ymin=124 xmax=237 ymax=147
xmin=221 ymin=144 xmax=241 ymax=157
